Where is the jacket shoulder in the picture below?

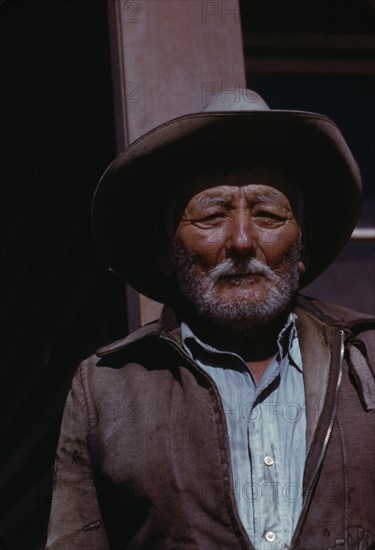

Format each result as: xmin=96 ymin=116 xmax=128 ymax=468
xmin=75 ymin=308 xmax=181 ymax=390
xmin=94 ymin=306 xmax=180 ymax=358
xmin=296 ymin=294 xmax=375 ymax=330
xmin=296 ymin=294 xmax=375 ymax=411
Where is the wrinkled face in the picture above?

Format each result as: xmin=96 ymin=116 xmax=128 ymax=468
xmin=165 ymin=167 xmax=306 ymax=329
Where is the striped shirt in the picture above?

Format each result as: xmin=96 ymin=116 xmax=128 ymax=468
xmin=181 ymin=314 xmax=306 ymax=550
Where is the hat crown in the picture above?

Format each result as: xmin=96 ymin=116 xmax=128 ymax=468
xmin=203 ymin=88 xmax=270 ymax=112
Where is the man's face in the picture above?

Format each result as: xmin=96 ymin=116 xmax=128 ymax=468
xmin=168 ymin=167 xmax=306 ymax=329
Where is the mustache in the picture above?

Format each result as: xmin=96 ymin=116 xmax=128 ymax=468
xmin=208 ymin=257 xmax=275 ymax=281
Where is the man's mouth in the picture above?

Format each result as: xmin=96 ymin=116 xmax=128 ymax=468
xmin=221 ymin=271 xmax=264 ymax=278
xmin=207 ymin=257 xmax=275 ymax=282
xmin=219 ymin=272 xmax=265 ymax=285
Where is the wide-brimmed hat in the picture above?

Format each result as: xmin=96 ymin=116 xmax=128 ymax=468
xmin=92 ymin=89 xmax=362 ymax=304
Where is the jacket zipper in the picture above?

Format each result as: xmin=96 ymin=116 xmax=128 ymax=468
xmin=290 ymin=328 xmax=345 ymax=547
xmin=159 ymin=334 xmax=254 ymax=550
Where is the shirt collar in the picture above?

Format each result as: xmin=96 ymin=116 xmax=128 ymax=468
xmin=181 ymin=312 xmax=301 ymax=371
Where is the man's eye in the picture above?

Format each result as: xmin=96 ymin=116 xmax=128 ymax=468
xmin=254 ymin=211 xmax=284 ymax=223
xmin=256 ymin=211 xmax=282 ymax=218
xmin=201 ymin=212 xmax=225 ymax=221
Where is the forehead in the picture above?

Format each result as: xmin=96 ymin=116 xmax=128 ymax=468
xmin=175 ymin=165 xmax=300 ymax=210
xmin=192 ymin=185 xmax=290 ymax=211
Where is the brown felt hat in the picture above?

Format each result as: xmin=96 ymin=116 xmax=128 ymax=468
xmin=92 ymin=89 xmax=362 ymax=304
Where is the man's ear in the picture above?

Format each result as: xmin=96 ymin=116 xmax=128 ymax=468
xmin=298 ymin=258 xmax=306 ymax=275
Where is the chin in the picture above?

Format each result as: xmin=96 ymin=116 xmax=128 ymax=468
xmin=193 ymin=289 xmax=292 ymax=330
xmin=215 ymin=280 xmax=271 ymax=302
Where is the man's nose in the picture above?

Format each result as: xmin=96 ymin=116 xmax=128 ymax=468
xmin=226 ymin=212 xmax=257 ymax=256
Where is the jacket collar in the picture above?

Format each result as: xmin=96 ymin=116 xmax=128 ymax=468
xmin=96 ymin=294 xmax=374 ymax=415
xmin=295 ymin=294 xmax=374 ymax=329
xmin=96 ymin=305 xmax=180 ymax=357
xmin=97 ymin=294 xmax=374 ymax=357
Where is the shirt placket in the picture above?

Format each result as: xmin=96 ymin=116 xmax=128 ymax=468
xmin=249 ymin=365 xmax=284 ymax=549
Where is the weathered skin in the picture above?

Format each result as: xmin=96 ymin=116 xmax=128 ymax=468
xmin=165 ymin=167 xmax=306 ymax=381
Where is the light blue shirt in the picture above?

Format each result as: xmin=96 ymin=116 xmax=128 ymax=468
xmin=181 ymin=314 xmax=306 ymax=550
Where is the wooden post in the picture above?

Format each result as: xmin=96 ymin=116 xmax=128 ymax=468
xmin=107 ymin=0 xmax=246 ymax=327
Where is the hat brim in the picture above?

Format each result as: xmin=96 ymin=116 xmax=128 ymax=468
xmin=92 ymin=110 xmax=362 ymax=304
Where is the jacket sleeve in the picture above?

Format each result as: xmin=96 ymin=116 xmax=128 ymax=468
xmin=45 ymin=364 xmax=109 ymax=549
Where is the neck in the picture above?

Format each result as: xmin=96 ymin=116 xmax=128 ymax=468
xmin=176 ymin=297 xmax=291 ymax=363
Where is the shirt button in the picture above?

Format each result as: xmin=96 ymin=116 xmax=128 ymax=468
xmin=264 ymin=455 xmax=274 ymax=466
xmin=265 ymin=531 xmax=276 ymax=542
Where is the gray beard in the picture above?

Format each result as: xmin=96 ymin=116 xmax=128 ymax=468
xmin=171 ymin=239 xmax=302 ymax=330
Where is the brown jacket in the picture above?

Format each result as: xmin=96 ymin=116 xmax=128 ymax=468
xmin=46 ymin=295 xmax=375 ymax=550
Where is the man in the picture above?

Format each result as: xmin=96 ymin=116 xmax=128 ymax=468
xmin=46 ymin=90 xmax=375 ymax=549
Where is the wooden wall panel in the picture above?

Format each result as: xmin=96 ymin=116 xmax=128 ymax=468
xmin=107 ymin=0 xmax=246 ymax=326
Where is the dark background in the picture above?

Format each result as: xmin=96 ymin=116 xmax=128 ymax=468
xmin=0 ymin=1 xmax=374 ymax=548
xmin=1 ymin=2 xmax=125 ymax=548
